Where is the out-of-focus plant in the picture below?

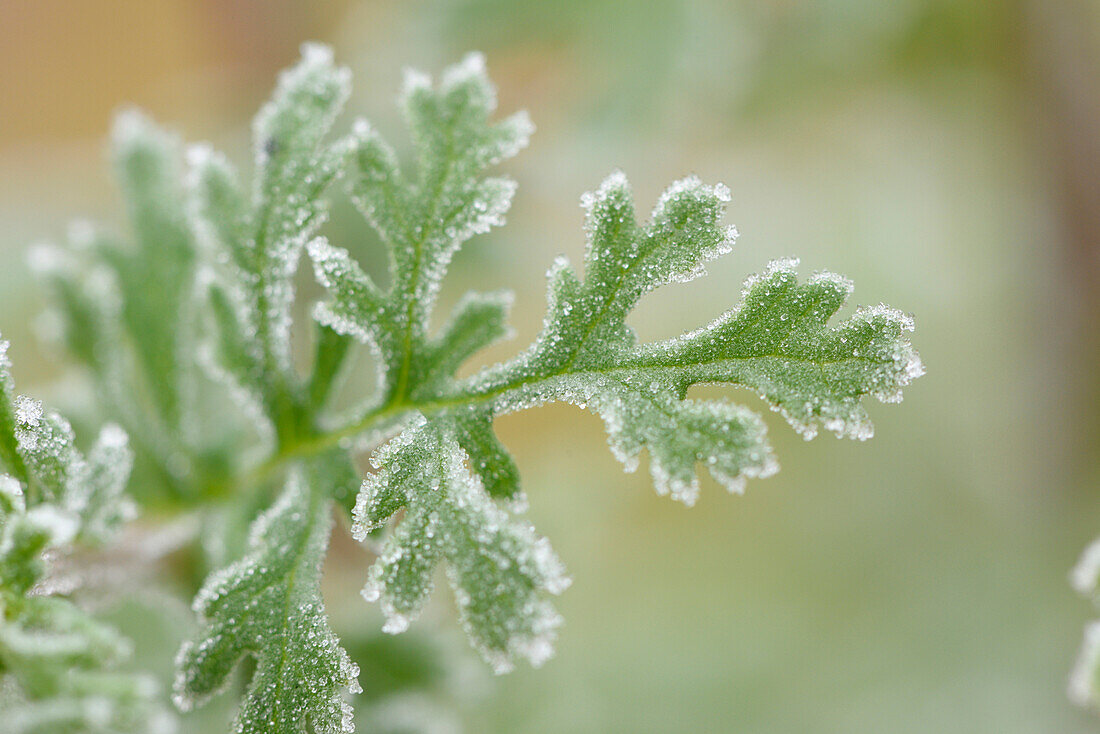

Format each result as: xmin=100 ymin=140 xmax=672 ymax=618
xmin=1070 ymin=539 xmax=1100 ymax=711
xmin=0 ymin=337 xmax=173 ymax=732
xmin=2 ymin=44 xmax=922 ymax=733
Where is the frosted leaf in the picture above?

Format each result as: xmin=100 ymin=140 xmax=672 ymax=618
xmin=308 ymin=237 xmax=393 ymax=373
xmin=308 ymin=54 xmax=533 ymax=510
xmin=637 ymin=259 xmax=924 ymax=442
xmin=586 ymin=387 xmax=774 ymax=506
xmin=188 ymin=43 xmax=354 ymax=436
xmin=324 ymin=160 xmax=917 ymax=679
xmin=31 ymin=110 xmax=201 ymax=502
xmin=0 ymin=338 xmax=28 ymax=484
xmin=0 ymin=335 xmax=136 ymax=559
xmin=352 ymin=421 xmax=569 ymax=672
xmin=12 ymin=399 xmax=81 ymax=507
xmin=31 ymin=234 xmax=130 ymax=413
xmin=306 ymin=323 xmax=357 ymax=414
xmin=12 ymin=43 xmax=924 ymax=729
xmin=0 ymin=338 xmax=161 ymax=731
xmin=310 ymin=52 xmax=528 ymax=407
xmin=414 ymin=290 xmax=514 ymax=397
xmin=432 ymin=173 xmax=922 ymax=503
xmin=174 ymin=466 xmax=359 ymax=734
xmin=197 ymin=277 xmax=272 ymax=435
xmin=450 ymin=410 xmax=520 ymax=500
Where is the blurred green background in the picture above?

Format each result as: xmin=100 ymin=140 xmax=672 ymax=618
xmin=3 ymin=1 xmax=1100 ymax=732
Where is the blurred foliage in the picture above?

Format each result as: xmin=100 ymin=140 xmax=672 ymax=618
xmin=432 ymin=0 xmax=1019 ymax=131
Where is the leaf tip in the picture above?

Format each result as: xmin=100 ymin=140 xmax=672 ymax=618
xmin=400 ymin=66 xmax=433 ymax=99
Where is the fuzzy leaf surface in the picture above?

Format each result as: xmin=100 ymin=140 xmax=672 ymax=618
xmin=104 ymin=110 xmax=199 ymax=433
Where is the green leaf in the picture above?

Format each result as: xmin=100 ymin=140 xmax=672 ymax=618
xmin=416 ymin=290 xmax=512 ymax=394
xmin=34 ymin=112 xmax=200 ymax=449
xmin=29 ymin=234 xmax=123 ymax=383
xmin=0 ymin=336 xmax=134 ymax=523
xmin=76 ymin=424 xmax=136 ymax=544
xmin=451 ymin=410 xmax=520 ymax=501
xmin=105 ymin=109 xmax=199 ymax=434
xmin=307 ymin=324 xmax=355 ymax=412
xmin=309 ymin=52 xmax=530 ymax=407
xmin=0 ymin=339 xmax=29 ymax=484
xmin=189 ymin=43 xmax=353 ymax=440
xmin=0 ymin=507 xmax=76 ymax=600
xmin=12 ymin=397 xmax=82 ymax=508
xmin=352 ymin=417 xmax=568 ymax=674
xmin=174 ymin=465 xmax=360 ymax=734
xmin=443 ymin=172 xmax=923 ymax=505
xmin=31 ymin=114 xmax=208 ymax=502
xmin=0 ymin=597 xmax=131 ymax=693
xmin=0 ymin=339 xmax=165 ymax=732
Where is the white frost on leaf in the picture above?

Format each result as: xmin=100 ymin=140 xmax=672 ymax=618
xmin=353 ymin=421 xmax=570 ymax=673
xmin=174 ymin=469 xmax=358 ymax=734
